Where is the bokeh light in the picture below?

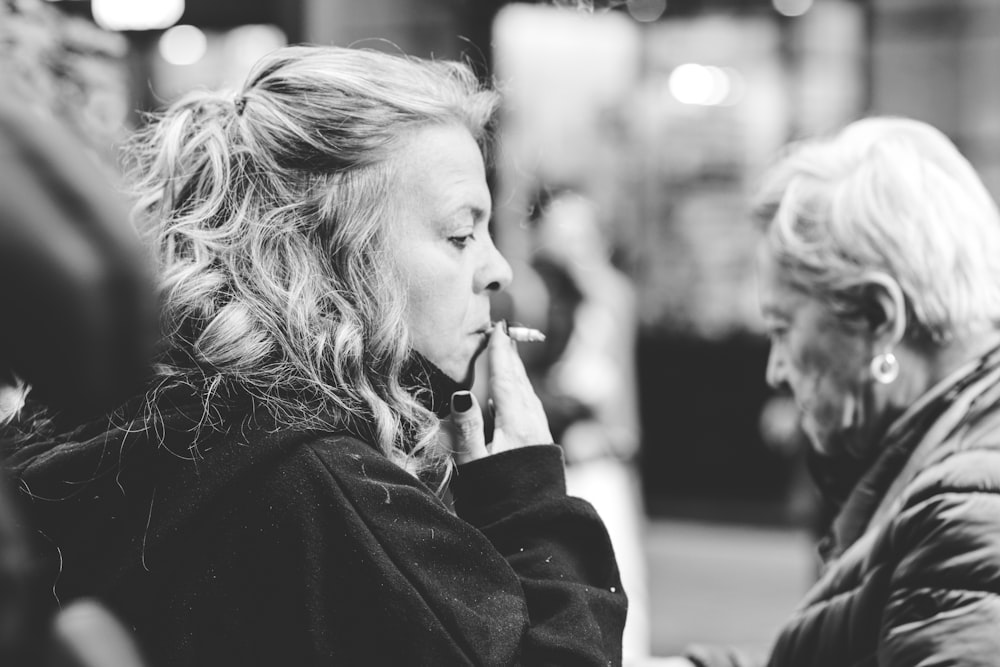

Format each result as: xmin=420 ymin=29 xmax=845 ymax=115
xmin=719 ymin=67 xmax=746 ymax=106
xmin=627 ymin=0 xmax=667 ymax=23
xmin=158 ymin=25 xmax=207 ymax=66
xmin=224 ymin=24 xmax=287 ymax=79
xmin=772 ymin=0 xmax=813 ymax=18
xmin=92 ymin=0 xmax=184 ymax=31
xmin=669 ymin=64 xmax=712 ymax=105
xmin=668 ymin=63 xmax=743 ymax=106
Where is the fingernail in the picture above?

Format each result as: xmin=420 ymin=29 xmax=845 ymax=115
xmin=452 ymin=391 xmax=472 ymax=412
xmin=501 ymin=319 xmax=509 ymax=335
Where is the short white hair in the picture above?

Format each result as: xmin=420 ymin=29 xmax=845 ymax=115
xmin=753 ymin=116 xmax=1000 ymax=343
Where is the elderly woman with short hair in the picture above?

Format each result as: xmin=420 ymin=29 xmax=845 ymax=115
xmin=677 ymin=117 xmax=1000 ymax=666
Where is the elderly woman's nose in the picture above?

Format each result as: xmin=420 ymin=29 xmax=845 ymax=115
xmin=480 ymin=242 xmax=513 ymax=293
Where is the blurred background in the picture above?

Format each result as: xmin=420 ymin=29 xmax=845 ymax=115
xmin=7 ymin=0 xmax=1000 ymax=662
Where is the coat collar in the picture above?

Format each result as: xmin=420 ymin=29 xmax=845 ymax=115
xmin=818 ymin=342 xmax=1000 ymax=563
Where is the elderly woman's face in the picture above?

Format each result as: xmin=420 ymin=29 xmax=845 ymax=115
xmin=387 ymin=124 xmax=512 ymax=383
xmin=757 ymin=244 xmax=877 ymax=459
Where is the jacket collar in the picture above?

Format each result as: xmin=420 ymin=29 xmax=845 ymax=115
xmin=818 ymin=342 xmax=1000 ymax=563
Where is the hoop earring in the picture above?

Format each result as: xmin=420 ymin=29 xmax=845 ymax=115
xmin=870 ymin=351 xmax=899 ymax=384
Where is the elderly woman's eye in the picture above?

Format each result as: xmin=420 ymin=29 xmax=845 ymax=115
xmin=767 ymin=326 xmax=787 ymax=342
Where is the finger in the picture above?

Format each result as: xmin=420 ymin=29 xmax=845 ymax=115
xmin=487 ymin=321 xmax=533 ymax=407
xmin=486 ymin=322 xmax=554 ymax=447
xmin=486 ymin=321 xmax=516 ymax=377
xmin=449 ymin=391 xmax=488 ymax=465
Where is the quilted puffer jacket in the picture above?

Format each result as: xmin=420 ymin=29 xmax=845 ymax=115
xmin=687 ymin=346 xmax=1000 ymax=667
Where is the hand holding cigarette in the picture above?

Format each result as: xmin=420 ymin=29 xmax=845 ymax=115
xmin=450 ymin=321 xmax=553 ymax=464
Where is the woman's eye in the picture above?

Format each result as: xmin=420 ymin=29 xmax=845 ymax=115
xmin=448 ymin=233 xmax=475 ymax=248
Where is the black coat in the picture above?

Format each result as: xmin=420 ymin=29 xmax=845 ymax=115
xmin=5 ymin=400 xmax=626 ymax=666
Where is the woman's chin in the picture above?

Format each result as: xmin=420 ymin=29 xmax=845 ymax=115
xmin=423 ymin=341 xmax=487 ymax=388
xmin=435 ymin=356 xmax=477 ymax=389
xmin=806 ymin=436 xmax=832 ymax=457
xmin=456 ymin=359 xmax=477 ymax=388
xmin=806 ymin=426 xmax=869 ymax=462
xmin=803 ymin=421 xmax=835 ymax=457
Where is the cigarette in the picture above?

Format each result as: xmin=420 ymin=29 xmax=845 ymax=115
xmin=485 ymin=323 xmax=546 ymax=343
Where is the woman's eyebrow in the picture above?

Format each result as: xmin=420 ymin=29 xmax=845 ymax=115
xmin=470 ymin=205 xmax=491 ymax=223
xmin=447 ymin=203 xmax=489 ymax=223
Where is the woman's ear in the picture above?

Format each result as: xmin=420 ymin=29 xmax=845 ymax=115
xmin=861 ymin=272 xmax=907 ymax=347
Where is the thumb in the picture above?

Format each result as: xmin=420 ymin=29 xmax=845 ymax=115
xmin=450 ymin=391 xmax=488 ymax=465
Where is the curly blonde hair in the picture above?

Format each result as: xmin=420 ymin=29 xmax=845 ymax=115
xmin=124 ymin=45 xmax=499 ymax=478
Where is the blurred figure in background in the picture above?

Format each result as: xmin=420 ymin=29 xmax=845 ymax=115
xmin=1 ymin=0 xmax=131 ymax=165
xmin=523 ymin=185 xmax=651 ymax=663
xmin=0 ymin=0 xmax=144 ymax=419
xmin=0 ymin=100 xmax=154 ymax=667
xmin=665 ymin=116 xmax=1000 ymax=666
xmin=1 ymin=1 xmax=154 ymax=665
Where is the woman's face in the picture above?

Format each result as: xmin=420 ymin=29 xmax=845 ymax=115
xmin=387 ymin=124 xmax=512 ymax=384
xmin=757 ymin=243 xmax=877 ymax=459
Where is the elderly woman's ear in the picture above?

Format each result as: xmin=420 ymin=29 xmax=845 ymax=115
xmin=860 ymin=272 xmax=908 ymax=348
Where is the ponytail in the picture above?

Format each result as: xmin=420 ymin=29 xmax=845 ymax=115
xmin=129 ymin=90 xmax=240 ymax=233
xmin=125 ymin=89 xmax=276 ymax=379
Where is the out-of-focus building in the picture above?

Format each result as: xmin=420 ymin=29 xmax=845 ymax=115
xmin=870 ymin=0 xmax=1000 ymax=197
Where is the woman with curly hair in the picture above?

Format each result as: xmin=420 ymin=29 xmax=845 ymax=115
xmin=5 ymin=45 xmax=625 ymax=666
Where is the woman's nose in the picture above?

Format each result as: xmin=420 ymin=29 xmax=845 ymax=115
xmin=479 ymin=241 xmax=513 ymax=293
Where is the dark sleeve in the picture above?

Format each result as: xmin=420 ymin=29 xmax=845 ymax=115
xmin=298 ymin=439 xmax=625 ymax=666
xmin=451 ymin=444 xmax=627 ymax=666
xmin=876 ymin=454 xmax=1000 ymax=666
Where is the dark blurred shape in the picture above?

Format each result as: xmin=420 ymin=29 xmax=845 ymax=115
xmin=0 ymin=97 xmax=155 ymax=417
xmin=1 ymin=469 xmax=150 ymax=667
xmin=0 ymin=466 xmax=38 ymax=665
xmin=1 ymin=0 xmax=130 ymax=161
xmin=0 ymin=0 xmax=152 ymax=416
xmin=638 ymin=333 xmax=793 ymax=522
xmin=0 ymin=4 xmax=154 ymax=667
xmin=0 ymin=83 xmax=154 ymax=667
xmin=0 ymin=71 xmax=155 ymax=667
